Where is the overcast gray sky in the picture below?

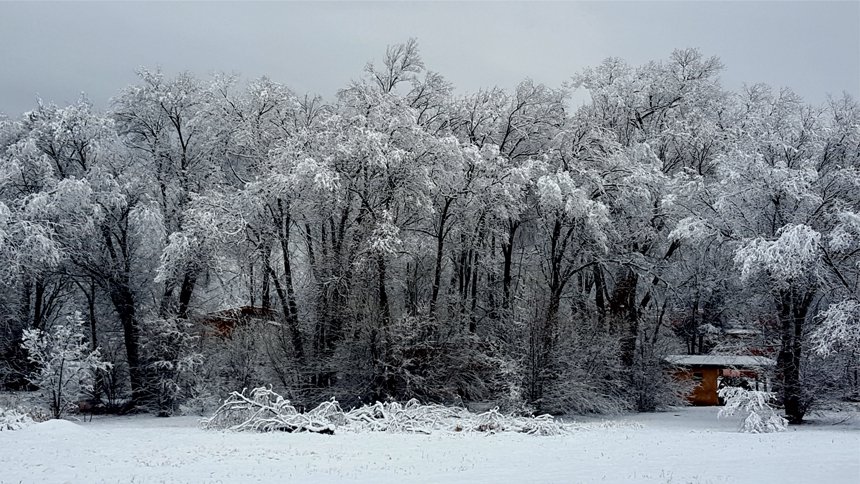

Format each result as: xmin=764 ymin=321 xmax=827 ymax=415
xmin=1 ymin=1 xmax=858 ymax=116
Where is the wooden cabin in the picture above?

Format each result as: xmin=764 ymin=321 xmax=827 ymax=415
xmin=666 ymin=355 xmax=776 ymax=406
xmin=196 ymin=306 xmax=280 ymax=338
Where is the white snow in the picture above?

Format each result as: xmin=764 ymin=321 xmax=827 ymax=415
xmin=23 ymin=418 xmax=87 ymax=436
xmin=0 ymin=407 xmax=857 ymax=483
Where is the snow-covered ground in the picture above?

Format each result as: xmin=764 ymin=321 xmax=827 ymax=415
xmin=1 ymin=407 xmax=858 ymax=483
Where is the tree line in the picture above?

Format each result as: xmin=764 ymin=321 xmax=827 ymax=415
xmin=1 ymin=40 xmax=858 ymax=422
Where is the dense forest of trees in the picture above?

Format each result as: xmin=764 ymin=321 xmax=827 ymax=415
xmin=1 ymin=41 xmax=858 ymax=423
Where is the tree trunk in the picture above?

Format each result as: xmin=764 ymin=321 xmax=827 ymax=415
xmin=107 ymin=279 xmax=143 ymax=404
xmin=33 ymin=277 xmax=45 ymax=331
xmin=83 ymin=278 xmax=98 ymax=351
xmin=78 ymin=277 xmax=103 ymax=400
xmin=545 ymin=288 xmax=562 ymax=350
xmin=611 ymin=268 xmax=639 ymax=367
xmin=689 ymin=290 xmax=700 ymax=354
xmin=405 ymin=262 xmax=418 ymax=317
xmin=593 ymin=265 xmax=607 ymax=330
xmin=487 ymin=235 xmax=497 ymax=319
xmin=308 ymin=222 xmax=337 ymax=360
xmin=430 ymin=228 xmax=446 ymax=318
xmin=501 ymin=220 xmax=519 ymax=312
xmin=177 ymin=270 xmax=197 ymax=320
xmin=267 ymin=264 xmax=304 ymax=360
xmin=280 ymin=246 xmax=300 ymax=335
xmin=328 ymin=198 xmax=359 ymax=351
xmin=20 ymin=274 xmax=32 ymax=328
xmin=269 ymin=197 xmax=303 ymax=358
xmin=429 ymin=199 xmax=451 ymax=318
xmin=777 ymin=287 xmax=814 ymax=424
xmin=378 ymin=255 xmax=391 ymax=327
xmin=469 ymin=247 xmax=480 ymax=333
xmin=261 ymin=241 xmax=272 ymax=310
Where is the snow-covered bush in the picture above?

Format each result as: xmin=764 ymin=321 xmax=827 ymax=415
xmin=718 ymin=386 xmax=787 ymax=433
xmin=541 ymin=329 xmax=629 ymax=415
xmin=0 ymin=407 xmax=34 ymax=431
xmin=201 ymin=386 xmax=572 ymax=435
xmin=140 ymin=318 xmax=203 ymax=416
xmin=95 ymin=343 xmax=131 ymax=411
xmin=345 ymin=316 xmax=517 ymax=405
xmin=208 ymin=322 xmax=270 ymax=394
xmin=174 ymin=320 xmax=269 ymax=417
xmin=496 ymin=358 xmax=533 ymax=416
xmin=177 ymin=379 xmax=223 ymax=417
xmin=20 ymin=312 xmax=110 ymax=418
xmin=630 ymin=340 xmax=694 ymax=412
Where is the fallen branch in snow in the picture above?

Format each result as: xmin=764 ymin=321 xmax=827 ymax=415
xmin=829 ymin=415 xmax=855 ymax=426
xmin=200 ymin=387 xmax=338 ymax=434
xmin=201 ymin=387 xmax=571 ymax=435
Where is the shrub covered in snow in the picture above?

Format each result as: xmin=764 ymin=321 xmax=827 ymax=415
xmin=718 ymin=386 xmax=787 ymax=433
xmin=0 ymin=407 xmax=34 ymax=431
xmin=201 ymin=386 xmax=572 ymax=435
xmin=140 ymin=318 xmax=203 ymax=416
xmin=361 ymin=316 xmax=520 ymax=405
xmin=20 ymin=312 xmax=110 ymax=418
xmin=540 ymin=328 xmax=629 ymax=415
xmin=629 ymin=340 xmax=695 ymax=412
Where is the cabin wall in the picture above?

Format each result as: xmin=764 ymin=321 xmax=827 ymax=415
xmin=675 ymin=367 xmax=720 ymax=406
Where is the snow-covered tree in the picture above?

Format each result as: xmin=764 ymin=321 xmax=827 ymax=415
xmin=20 ymin=312 xmax=110 ymax=418
xmin=718 ymin=386 xmax=788 ymax=433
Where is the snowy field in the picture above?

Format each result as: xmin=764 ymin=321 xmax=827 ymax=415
xmin=1 ymin=407 xmax=858 ymax=484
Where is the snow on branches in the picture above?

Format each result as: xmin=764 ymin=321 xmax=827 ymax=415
xmin=718 ymin=387 xmax=787 ymax=433
xmin=0 ymin=408 xmax=34 ymax=431
xmin=367 ymin=210 xmax=402 ymax=255
xmin=810 ymin=299 xmax=860 ymax=356
xmin=669 ymin=216 xmax=713 ymax=242
xmin=201 ymin=387 xmax=571 ymax=436
xmin=829 ymin=212 xmax=860 ymax=253
xmin=735 ymin=224 xmax=822 ymax=284
xmin=20 ymin=312 xmax=110 ymax=418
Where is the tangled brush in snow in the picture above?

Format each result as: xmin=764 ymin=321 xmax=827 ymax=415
xmin=201 ymin=387 xmax=571 ymax=435
xmin=200 ymin=387 xmax=340 ymax=433
xmin=0 ymin=408 xmax=34 ymax=431
xmin=718 ymin=387 xmax=788 ymax=433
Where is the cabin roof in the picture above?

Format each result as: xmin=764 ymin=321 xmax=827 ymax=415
xmin=665 ymin=355 xmax=776 ymax=368
xmin=724 ymin=328 xmax=761 ymax=336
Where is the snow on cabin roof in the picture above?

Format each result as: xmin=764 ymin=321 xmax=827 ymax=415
xmin=665 ymin=355 xmax=776 ymax=368
xmin=724 ymin=328 xmax=761 ymax=336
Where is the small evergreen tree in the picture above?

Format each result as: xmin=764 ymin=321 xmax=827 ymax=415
xmin=140 ymin=318 xmax=203 ymax=416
